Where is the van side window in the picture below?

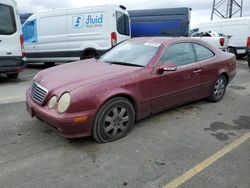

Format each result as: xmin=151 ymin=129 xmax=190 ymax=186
xmin=194 ymin=44 xmax=214 ymax=61
xmin=22 ymin=20 xmax=37 ymax=42
xmin=160 ymin=43 xmax=195 ymax=66
xmin=116 ymin=11 xmax=130 ymax=36
xmin=0 ymin=4 xmax=16 ymax=35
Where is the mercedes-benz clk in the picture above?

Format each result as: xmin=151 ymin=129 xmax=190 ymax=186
xmin=26 ymin=37 xmax=236 ymax=143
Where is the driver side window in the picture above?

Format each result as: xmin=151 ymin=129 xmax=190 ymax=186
xmin=160 ymin=43 xmax=195 ymax=67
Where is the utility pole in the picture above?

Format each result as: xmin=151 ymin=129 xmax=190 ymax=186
xmin=211 ymin=0 xmax=243 ymax=20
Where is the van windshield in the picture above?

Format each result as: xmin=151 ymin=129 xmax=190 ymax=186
xmin=0 ymin=4 xmax=16 ymax=35
xmin=100 ymin=41 xmax=161 ymax=67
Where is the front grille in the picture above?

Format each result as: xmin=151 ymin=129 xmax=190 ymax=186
xmin=31 ymin=81 xmax=48 ymax=105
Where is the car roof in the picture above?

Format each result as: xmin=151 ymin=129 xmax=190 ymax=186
xmin=129 ymin=37 xmax=204 ymax=46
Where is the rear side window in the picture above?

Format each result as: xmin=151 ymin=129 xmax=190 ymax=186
xmin=0 ymin=4 xmax=16 ymax=35
xmin=194 ymin=44 xmax=214 ymax=61
xmin=160 ymin=43 xmax=195 ymax=66
xmin=116 ymin=11 xmax=130 ymax=36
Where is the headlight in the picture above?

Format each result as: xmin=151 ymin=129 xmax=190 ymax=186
xmin=58 ymin=93 xmax=71 ymax=113
xmin=48 ymin=96 xmax=57 ymax=109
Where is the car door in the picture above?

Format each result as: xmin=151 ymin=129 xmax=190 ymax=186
xmin=150 ymin=42 xmax=201 ymax=113
xmin=0 ymin=1 xmax=21 ymax=59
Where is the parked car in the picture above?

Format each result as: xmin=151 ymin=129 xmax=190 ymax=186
xmin=22 ymin=5 xmax=130 ymax=65
xmin=191 ymin=31 xmax=229 ymax=51
xmin=0 ymin=0 xmax=24 ymax=79
xmin=194 ymin=17 xmax=250 ymax=59
xmin=26 ymin=37 xmax=236 ymax=143
xmin=128 ymin=7 xmax=191 ymax=37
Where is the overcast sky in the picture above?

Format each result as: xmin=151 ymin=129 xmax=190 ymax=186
xmin=17 ymin=0 xmax=250 ymax=28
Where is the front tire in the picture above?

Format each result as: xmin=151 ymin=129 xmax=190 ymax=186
xmin=92 ymin=97 xmax=135 ymax=143
xmin=207 ymin=75 xmax=227 ymax=102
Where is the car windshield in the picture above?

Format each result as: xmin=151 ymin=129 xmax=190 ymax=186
xmin=100 ymin=41 xmax=161 ymax=67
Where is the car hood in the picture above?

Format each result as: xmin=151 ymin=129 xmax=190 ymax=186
xmin=35 ymin=59 xmax=141 ymax=95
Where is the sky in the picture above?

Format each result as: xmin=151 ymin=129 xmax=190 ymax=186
xmin=17 ymin=0 xmax=250 ymax=28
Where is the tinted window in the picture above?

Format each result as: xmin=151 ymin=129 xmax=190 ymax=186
xmin=160 ymin=43 xmax=195 ymax=66
xmin=194 ymin=44 xmax=214 ymax=61
xmin=0 ymin=4 xmax=16 ymax=35
xmin=116 ymin=11 xmax=130 ymax=36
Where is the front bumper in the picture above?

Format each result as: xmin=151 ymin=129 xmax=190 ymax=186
xmin=26 ymin=89 xmax=95 ymax=138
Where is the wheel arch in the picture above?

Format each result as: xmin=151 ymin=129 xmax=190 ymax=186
xmin=97 ymin=93 xmax=139 ymax=120
xmin=80 ymin=48 xmax=99 ymax=59
xmin=219 ymin=72 xmax=229 ymax=85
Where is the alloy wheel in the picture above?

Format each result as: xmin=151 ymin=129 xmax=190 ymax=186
xmin=104 ymin=106 xmax=129 ymax=137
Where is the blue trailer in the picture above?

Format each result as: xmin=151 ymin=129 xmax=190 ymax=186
xmin=128 ymin=7 xmax=191 ymax=37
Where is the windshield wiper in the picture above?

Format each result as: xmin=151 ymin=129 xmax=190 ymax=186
xmin=105 ymin=61 xmax=144 ymax=67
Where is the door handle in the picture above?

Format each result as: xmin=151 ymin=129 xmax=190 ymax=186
xmin=193 ymin=69 xmax=202 ymax=73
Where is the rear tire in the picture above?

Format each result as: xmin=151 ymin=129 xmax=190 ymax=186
xmin=92 ymin=97 xmax=135 ymax=143
xmin=207 ymin=75 xmax=227 ymax=102
xmin=7 ymin=72 xmax=19 ymax=79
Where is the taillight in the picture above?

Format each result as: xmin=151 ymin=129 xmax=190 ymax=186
xmin=219 ymin=38 xmax=225 ymax=46
xmin=247 ymin=37 xmax=250 ymax=48
xmin=111 ymin=32 xmax=117 ymax=46
xmin=20 ymin=35 xmax=25 ymax=57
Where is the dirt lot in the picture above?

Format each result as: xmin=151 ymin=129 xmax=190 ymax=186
xmin=0 ymin=61 xmax=249 ymax=188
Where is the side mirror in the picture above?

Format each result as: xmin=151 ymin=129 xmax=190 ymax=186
xmin=157 ymin=62 xmax=177 ymax=74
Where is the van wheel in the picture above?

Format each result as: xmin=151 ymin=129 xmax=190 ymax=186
xmin=228 ymin=48 xmax=238 ymax=58
xmin=44 ymin=62 xmax=55 ymax=67
xmin=92 ymin=97 xmax=135 ymax=143
xmin=81 ymin=51 xmax=98 ymax=60
xmin=7 ymin=73 xmax=19 ymax=79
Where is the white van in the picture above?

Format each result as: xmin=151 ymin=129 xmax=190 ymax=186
xmin=194 ymin=17 xmax=250 ymax=58
xmin=22 ymin=5 xmax=130 ymax=65
xmin=0 ymin=0 xmax=24 ymax=78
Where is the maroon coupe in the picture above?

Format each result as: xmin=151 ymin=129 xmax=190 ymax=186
xmin=26 ymin=37 xmax=236 ymax=143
